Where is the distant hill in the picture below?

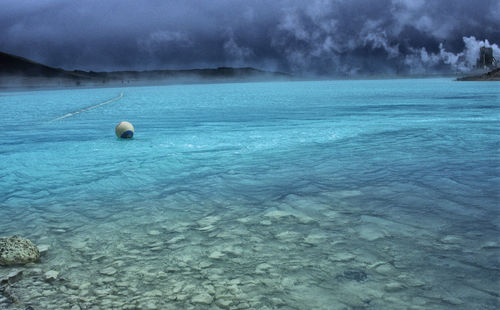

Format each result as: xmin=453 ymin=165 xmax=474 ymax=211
xmin=0 ymin=51 xmax=87 ymax=79
xmin=457 ymin=68 xmax=500 ymax=81
xmin=0 ymin=51 xmax=290 ymax=88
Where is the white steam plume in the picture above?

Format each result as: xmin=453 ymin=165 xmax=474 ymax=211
xmin=405 ymin=36 xmax=500 ymax=74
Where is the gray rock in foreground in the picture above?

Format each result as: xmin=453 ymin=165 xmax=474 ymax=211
xmin=0 ymin=236 xmax=40 ymax=266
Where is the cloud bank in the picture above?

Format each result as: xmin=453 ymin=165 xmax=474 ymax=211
xmin=1 ymin=0 xmax=499 ymax=76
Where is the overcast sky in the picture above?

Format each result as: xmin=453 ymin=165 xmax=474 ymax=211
xmin=1 ymin=0 xmax=499 ymax=75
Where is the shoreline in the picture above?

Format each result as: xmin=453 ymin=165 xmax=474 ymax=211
xmin=457 ymin=68 xmax=500 ymax=81
xmin=0 ymin=75 xmax=465 ymax=93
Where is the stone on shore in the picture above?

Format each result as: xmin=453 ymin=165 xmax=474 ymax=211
xmin=0 ymin=236 xmax=40 ymax=266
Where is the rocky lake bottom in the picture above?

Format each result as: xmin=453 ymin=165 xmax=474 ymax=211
xmin=1 ymin=187 xmax=499 ymax=310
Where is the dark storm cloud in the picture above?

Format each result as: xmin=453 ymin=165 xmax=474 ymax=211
xmin=1 ymin=0 xmax=499 ymax=75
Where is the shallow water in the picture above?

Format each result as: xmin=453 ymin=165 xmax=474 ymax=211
xmin=0 ymin=79 xmax=499 ymax=309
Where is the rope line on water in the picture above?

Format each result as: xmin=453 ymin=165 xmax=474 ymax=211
xmin=50 ymin=92 xmax=124 ymax=122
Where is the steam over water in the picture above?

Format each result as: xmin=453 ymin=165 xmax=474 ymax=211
xmin=0 ymin=79 xmax=499 ymax=309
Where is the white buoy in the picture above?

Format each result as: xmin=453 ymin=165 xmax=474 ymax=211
xmin=115 ymin=121 xmax=134 ymax=139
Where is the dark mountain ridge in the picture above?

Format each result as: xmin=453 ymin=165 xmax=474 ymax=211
xmin=0 ymin=51 xmax=86 ymax=79
xmin=0 ymin=51 xmax=290 ymax=89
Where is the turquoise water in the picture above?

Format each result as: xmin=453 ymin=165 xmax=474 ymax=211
xmin=0 ymin=79 xmax=499 ymax=309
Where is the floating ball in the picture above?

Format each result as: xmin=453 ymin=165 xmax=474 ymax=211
xmin=115 ymin=121 xmax=134 ymax=139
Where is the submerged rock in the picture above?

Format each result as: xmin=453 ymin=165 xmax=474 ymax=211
xmin=259 ymin=220 xmax=272 ymax=226
xmin=197 ymin=216 xmax=220 ymax=227
xmin=384 ymin=281 xmax=406 ymax=292
xmin=166 ymin=235 xmax=185 ymax=244
xmin=44 ymin=270 xmax=59 ymax=281
xmin=255 ymin=263 xmax=273 ymax=274
xmin=336 ymin=269 xmax=368 ymax=282
xmin=0 ymin=236 xmax=40 ymax=266
xmin=100 ymin=267 xmax=117 ymax=276
xmin=481 ymin=241 xmax=500 ymax=249
xmin=148 ymin=230 xmax=161 ymax=236
xmin=440 ymin=235 xmax=462 ymax=244
xmin=0 ymin=269 xmax=23 ymax=285
xmin=275 ymin=231 xmax=301 ymax=242
xmin=208 ymin=251 xmax=224 ymax=260
xmin=216 ymin=298 xmax=233 ymax=307
xmin=303 ymin=233 xmax=327 ymax=245
xmin=191 ymin=292 xmax=213 ymax=304
xmin=357 ymin=225 xmax=388 ymax=241
xmin=264 ymin=210 xmax=293 ymax=220
xmin=329 ymin=252 xmax=355 ymax=262
xmin=37 ymin=244 xmax=50 ymax=255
